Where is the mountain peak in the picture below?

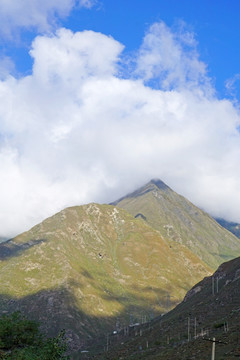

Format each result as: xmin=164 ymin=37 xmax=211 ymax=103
xmin=149 ymin=178 xmax=171 ymax=191
xmin=113 ymin=179 xmax=240 ymax=269
xmin=110 ymin=179 xmax=171 ymax=206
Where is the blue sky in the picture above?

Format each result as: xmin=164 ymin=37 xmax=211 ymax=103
xmin=64 ymin=0 xmax=240 ymax=99
xmin=2 ymin=0 xmax=240 ymax=99
xmin=1 ymin=0 xmax=240 ymax=237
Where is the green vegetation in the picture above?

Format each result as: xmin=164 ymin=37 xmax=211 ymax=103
xmin=213 ymin=322 xmax=224 ymax=329
xmin=0 ymin=312 xmax=68 ymax=360
xmin=0 ymin=203 xmax=210 ymax=353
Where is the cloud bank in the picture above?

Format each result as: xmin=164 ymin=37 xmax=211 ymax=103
xmin=0 ymin=0 xmax=96 ymax=36
xmin=1 ymin=22 xmax=240 ymax=238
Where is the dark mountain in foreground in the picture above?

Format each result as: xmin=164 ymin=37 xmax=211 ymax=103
xmin=215 ymin=218 xmax=240 ymax=239
xmin=88 ymin=256 xmax=240 ymax=360
xmin=112 ymin=179 xmax=240 ymax=269
xmin=0 ymin=203 xmax=210 ymax=353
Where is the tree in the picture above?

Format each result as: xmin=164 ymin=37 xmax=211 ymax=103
xmin=0 ymin=312 xmax=69 ymax=360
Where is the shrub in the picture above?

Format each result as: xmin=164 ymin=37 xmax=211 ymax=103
xmin=0 ymin=312 xmax=68 ymax=360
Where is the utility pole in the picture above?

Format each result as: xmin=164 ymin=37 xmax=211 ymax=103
xmin=203 ymin=337 xmax=227 ymax=360
xmin=116 ymin=318 xmax=120 ymax=332
xmin=188 ymin=317 xmax=190 ymax=342
xmin=166 ymin=293 xmax=170 ymax=310
xmin=212 ymin=337 xmax=216 ymax=360
xmin=164 ymin=293 xmax=174 ymax=312
xmin=106 ymin=334 xmax=109 ymax=352
xmin=194 ymin=317 xmax=197 ymax=339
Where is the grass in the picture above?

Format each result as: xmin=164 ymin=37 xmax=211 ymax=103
xmin=0 ymin=203 xmax=211 ymax=353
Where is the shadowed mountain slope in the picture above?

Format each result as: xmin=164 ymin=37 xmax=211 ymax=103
xmin=91 ymin=256 xmax=240 ymax=360
xmin=0 ymin=203 xmax=210 ymax=353
xmin=112 ymin=179 xmax=240 ymax=269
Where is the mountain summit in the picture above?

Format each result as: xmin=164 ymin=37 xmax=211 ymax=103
xmin=112 ymin=179 xmax=240 ymax=269
xmin=111 ymin=179 xmax=171 ymax=204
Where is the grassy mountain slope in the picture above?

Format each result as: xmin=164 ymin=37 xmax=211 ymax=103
xmin=112 ymin=179 xmax=240 ymax=269
xmin=92 ymin=256 xmax=240 ymax=360
xmin=0 ymin=204 xmax=210 ymax=353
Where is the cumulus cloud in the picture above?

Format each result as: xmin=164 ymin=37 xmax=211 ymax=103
xmin=225 ymin=73 xmax=240 ymax=98
xmin=1 ymin=22 xmax=240 ymax=238
xmin=0 ymin=56 xmax=15 ymax=79
xmin=0 ymin=0 xmax=96 ymax=36
xmin=136 ymin=22 xmax=212 ymax=93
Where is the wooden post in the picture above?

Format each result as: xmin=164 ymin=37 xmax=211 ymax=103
xmin=188 ymin=317 xmax=190 ymax=342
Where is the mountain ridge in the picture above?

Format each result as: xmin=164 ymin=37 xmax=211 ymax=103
xmin=112 ymin=179 xmax=240 ymax=269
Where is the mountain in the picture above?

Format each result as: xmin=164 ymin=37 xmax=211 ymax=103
xmin=112 ymin=179 xmax=240 ymax=269
xmin=92 ymin=256 xmax=240 ymax=360
xmin=215 ymin=218 xmax=240 ymax=238
xmin=0 ymin=237 xmax=8 ymax=244
xmin=1 ymin=179 xmax=240 ymax=357
xmin=0 ymin=203 xmax=210 ymax=353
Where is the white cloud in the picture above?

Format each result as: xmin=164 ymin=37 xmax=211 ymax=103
xmin=0 ymin=56 xmax=15 ymax=79
xmin=30 ymin=28 xmax=123 ymax=85
xmin=1 ymin=23 xmax=240 ymax=238
xmin=225 ymin=74 xmax=240 ymax=98
xmin=136 ymin=22 xmax=212 ymax=93
xmin=0 ymin=0 xmax=97 ymax=36
xmin=78 ymin=0 xmax=97 ymax=9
